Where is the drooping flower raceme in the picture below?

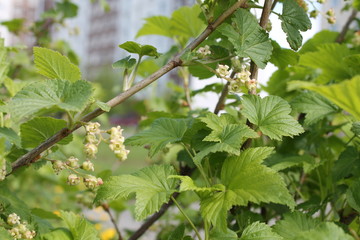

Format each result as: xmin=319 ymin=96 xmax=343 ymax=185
xmin=7 ymin=213 xmax=36 ymax=240
xmin=109 ymin=126 xmax=130 ymax=161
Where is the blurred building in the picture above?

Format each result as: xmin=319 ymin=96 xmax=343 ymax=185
xmin=0 ymin=0 xmax=194 ymax=76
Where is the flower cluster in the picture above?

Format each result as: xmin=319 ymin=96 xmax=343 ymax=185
xmin=196 ymin=45 xmax=211 ymax=58
xmin=84 ymin=122 xmax=101 ymax=159
xmin=215 ymin=64 xmax=257 ymax=93
xmin=326 ymin=8 xmax=336 ymax=24
xmin=50 ymin=122 xmax=129 ymax=188
xmin=310 ymin=10 xmax=319 ymax=18
xmin=216 ymin=64 xmax=230 ymax=78
xmin=109 ymin=126 xmax=130 ymax=161
xmin=7 ymin=213 xmax=36 ymax=240
xmin=352 ymin=31 xmax=360 ymax=46
xmin=0 ymin=161 xmax=6 ymax=181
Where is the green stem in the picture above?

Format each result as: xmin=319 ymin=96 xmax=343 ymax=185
xmin=250 ymin=4 xmax=280 ymax=16
xmin=127 ymin=55 xmax=142 ymax=90
xmin=0 ymin=112 xmax=3 ymax=127
xmin=171 ymin=196 xmax=203 ymax=240
xmin=67 ymin=111 xmax=74 ymax=128
xmin=204 ymin=220 xmax=210 ymax=240
xmin=182 ymin=144 xmax=211 ymax=186
xmin=345 ymin=135 xmax=356 ymax=146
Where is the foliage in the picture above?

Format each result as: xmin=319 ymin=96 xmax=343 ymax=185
xmin=0 ymin=0 xmax=360 ymax=240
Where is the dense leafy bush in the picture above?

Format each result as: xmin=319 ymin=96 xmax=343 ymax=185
xmin=1 ymin=0 xmax=360 ymax=239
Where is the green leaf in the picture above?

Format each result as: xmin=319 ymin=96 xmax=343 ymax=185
xmin=95 ymin=164 xmax=178 ymax=220
xmin=209 ymin=227 xmax=238 ymax=240
xmin=20 ymin=117 xmax=72 ymax=148
xmin=0 ymin=157 xmax=6 ymax=179
xmin=291 ymin=92 xmax=338 ymax=126
xmin=0 ymin=19 xmax=24 ymax=34
xmin=302 ymin=76 xmax=360 ymax=120
xmin=169 ymin=175 xmax=224 ymax=192
xmin=270 ymin=41 xmax=299 ymax=68
xmin=273 ymin=211 xmax=320 ymax=239
xmin=299 ymin=30 xmax=338 ymax=53
xmin=119 ymin=41 xmax=160 ymax=58
xmin=95 ymin=100 xmax=110 ymax=112
xmin=125 ymin=118 xmax=190 ymax=157
xmin=267 ymin=154 xmax=317 ymax=173
xmin=0 ymin=127 xmax=21 ymax=147
xmin=351 ymin=122 xmax=360 ymax=136
xmin=201 ymin=148 xmax=295 ymax=231
xmin=0 ymin=227 xmax=12 ymax=240
xmin=221 ymin=148 xmax=294 ymax=208
xmin=33 ymin=47 xmax=81 ymax=82
xmin=0 ymin=38 xmax=9 ymax=84
xmin=241 ymin=95 xmax=304 ymax=140
xmin=136 ymin=16 xmax=173 ymax=38
xmin=168 ymin=224 xmax=185 ymax=240
xmin=333 ymin=147 xmax=360 ymax=182
xmin=193 ymin=142 xmax=241 ymax=166
xmin=41 ymin=228 xmax=73 ymax=240
xmin=112 ymin=55 xmax=136 ymax=69
xmin=343 ymin=54 xmax=360 ymax=76
xmin=60 ymin=211 xmax=100 ymax=240
xmin=8 ymin=79 xmax=93 ymax=121
xmin=220 ymin=9 xmax=272 ymax=69
xmin=201 ymin=189 xmax=237 ymax=231
xmin=170 ymin=5 xmax=205 ymax=40
xmin=279 ymin=0 xmax=311 ymax=50
xmin=347 ymin=179 xmax=360 ymax=213
xmin=56 ymin=0 xmax=78 ymax=18
xmin=293 ymin=222 xmax=353 ymax=240
xmin=31 ymin=208 xmax=61 ymax=220
xmin=299 ymin=44 xmax=351 ymax=84
xmin=193 ymin=113 xmax=258 ymax=164
xmin=240 ymin=221 xmax=282 ymax=240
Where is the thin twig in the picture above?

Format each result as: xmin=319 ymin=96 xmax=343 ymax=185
xmin=128 ymin=192 xmax=180 ymax=240
xmin=102 ymin=203 xmax=123 ymax=240
xmin=213 ymin=71 xmax=237 ymax=114
xmin=214 ymin=82 xmax=230 ymax=114
xmin=9 ymin=0 xmax=248 ymax=175
xmin=249 ymin=0 xmax=273 ymax=94
xmin=336 ymin=9 xmax=358 ymax=43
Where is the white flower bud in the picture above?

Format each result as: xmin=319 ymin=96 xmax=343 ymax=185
xmin=9 ymin=227 xmax=22 ymax=239
xmin=114 ymin=149 xmax=130 ymax=161
xmin=215 ymin=64 xmax=230 ymax=78
xmin=84 ymin=143 xmax=98 ymax=158
xmin=83 ymin=175 xmax=99 ymax=189
xmin=7 ymin=213 xmax=20 ymax=225
xmin=246 ymin=78 xmax=258 ymax=92
xmin=67 ymin=174 xmax=80 ymax=186
xmin=81 ymin=161 xmax=94 ymax=171
xmin=97 ymin=178 xmax=104 ymax=185
xmin=52 ymin=160 xmax=65 ymax=174
xmin=23 ymin=230 xmax=36 ymax=239
xmin=0 ymin=160 xmax=5 ymax=181
xmin=229 ymin=80 xmax=242 ymax=93
xmin=85 ymin=122 xmax=101 ymax=135
xmin=85 ymin=134 xmax=97 ymax=144
xmin=196 ymin=45 xmax=211 ymax=58
xmin=66 ymin=156 xmax=80 ymax=169
xmin=326 ymin=8 xmax=335 ymax=17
